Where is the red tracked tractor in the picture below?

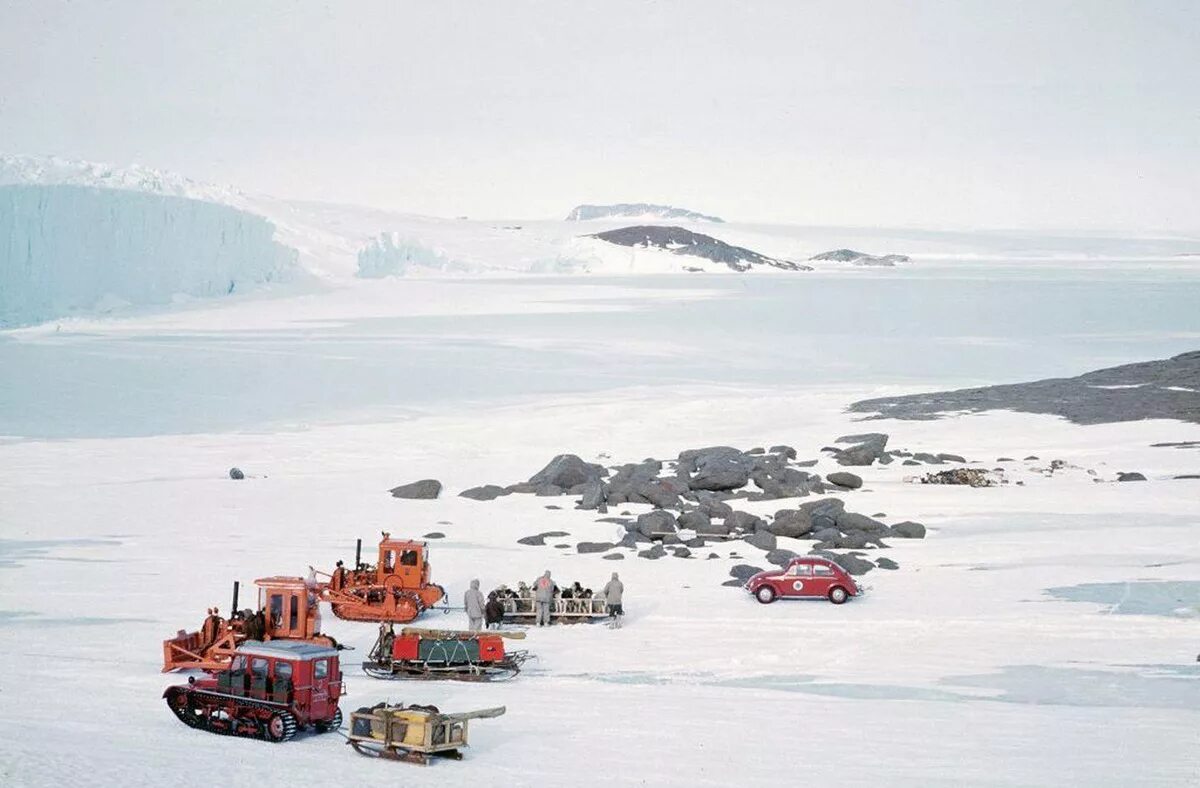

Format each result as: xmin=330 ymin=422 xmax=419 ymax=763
xmin=162 ymin=577 xmax=341 ymax=673
xmin=314 ymin=533 xmax=446 ymax=624
xmin=164 ymin=640 xmax=344 ymax=743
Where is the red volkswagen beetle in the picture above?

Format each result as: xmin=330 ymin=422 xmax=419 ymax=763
xmin=745 ymin=557 xmax=861 ymax=605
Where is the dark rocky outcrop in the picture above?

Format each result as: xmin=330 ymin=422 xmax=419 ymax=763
xmin=850 ymin=351 xmax=1200 ymax=425
xmin=567 ymin=203 xmax=724 ymax=223
xmin=590 ymin=226 xmax=812 ymax=272
xmin=809 ymin=249 xmax=910 ymax=266
xmin=529 ymin=454 xmax=607 ymax=489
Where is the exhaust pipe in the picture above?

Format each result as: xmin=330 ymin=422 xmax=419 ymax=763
xmin=355 ymin=538 xmax=363 ymax=570
xmin=230 ymin=581 xmax=240 ymax=618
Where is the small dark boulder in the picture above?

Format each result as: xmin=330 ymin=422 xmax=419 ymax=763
xmin=677 ymin=510 xmax=712 ymax=532
xmin=835 ymin=511 xmax=888 ymax=534
xmin=765 ymin=509 xmax=813 ymax=538
xmin=890 ymin=521 xmax=926 ymax=539
xmin=743 ymin=530 xmax=777 ymax=551
xmin=228 ymin=467 xmax=245 ymax=480
xmin=828 ymin=553 xmax=874 ymax=576
xmin=389 ymin=479 xmax=442 ymax=499
xmin=1117 ymin=472 xmax=1147 ymax=482
xmin=765 ymin=548 xmax=799 ymax=567
xmin=602 ymin=553 xmax=625 ymax=560
xmin=875 ymin=557 xmax=899 ymax=570
xmin=637 ymin=544 xmax=667 ymax=560
xmin=459 ymin=484 xmax=508 ymax=501
xmin=826 ymin=471 xmax=863 ymax=490
xmin=577 ymin=541 xmax=614 ymax=554
xmin=636 ymin=510 xmax=678 ymax=538
xmin=937 ymin=453 xmax=967 ymax=463
xmin=729 ymin=564 xmax=765 ymax=581
xmin=724 ymin=511 xmax=764 ymax=533
xmin=577 ymin=480 xmax=607 ymax=510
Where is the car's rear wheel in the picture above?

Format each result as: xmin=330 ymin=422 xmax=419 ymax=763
xmin=755 ymin=586 xmax=777 ymax=604
xmin=828 ymin=586 xmax=848 ymax=604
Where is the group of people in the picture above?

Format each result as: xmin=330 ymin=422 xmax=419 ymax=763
xmin=465 ymin=572 xmax=625 ymax=628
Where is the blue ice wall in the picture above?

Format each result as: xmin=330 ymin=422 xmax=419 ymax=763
xmin=0 ymin=185 xmax=296 ymax=326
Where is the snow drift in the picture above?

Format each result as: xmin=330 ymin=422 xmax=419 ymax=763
xmin=0 ymin=185 xmax=296 ymax=327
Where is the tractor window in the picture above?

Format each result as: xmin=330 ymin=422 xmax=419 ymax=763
xmin=788 ymin=564 xmax=813 ymax=576
xmin=289 ymin=594 xmax=299 ymax=631
xmin=269 ymin=594 xmax=284 ymax=628
xmin=383 ymin=551 xmax=395 ymax=571
xmin=231 ymin=655 xmax=248 ymax=672
xmin=314 ymin=659 xmax=328 ymax=680
xmin=274 ymin=661 xmax=293 ymax=681
xmin=400 ymin=549 xmax=418 ymax=566
xmin=251 ymin=658 xmax=268 ymax=677
xmin=813 ymin=564 xmax=835 ymax=576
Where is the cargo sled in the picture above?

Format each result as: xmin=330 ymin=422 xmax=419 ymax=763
xmin=363 ymin=624 xmax=530 ymax=681
xmin=347 ymin=703 xmax=505 ymax=764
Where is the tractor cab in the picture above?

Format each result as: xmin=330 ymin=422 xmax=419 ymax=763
xmin=374 ymin=534 xmax=432 ymax=590
xmin=214 ymin=641 xmax=343 ymax=716
xmin=256 ymin=576 xmax=323 ymax=640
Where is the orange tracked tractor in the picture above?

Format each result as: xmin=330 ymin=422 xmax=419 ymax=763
xmin=315 ymin=533 xmax=446 ymax=623
xmin=162 ymin=577 xmax=341 ymax=673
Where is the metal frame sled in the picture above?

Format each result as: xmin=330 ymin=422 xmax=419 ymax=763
xmin=347 ymin=703 xmax=505 ymax=765
xmin=363 ymin=624 xmax=531 ymax=682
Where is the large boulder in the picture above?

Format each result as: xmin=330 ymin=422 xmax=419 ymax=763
xmin=752 ymin=467 xmax=812 ymax=499
xmin=682 ymin=446 xmax=754 ymax=491
xmin=636 ymin=479 xmax=683 ymax=509
xmin=743 ymin=530 xmax=777 ymax=551
xmin=529 ymin=454 xmax=607 ymax=489
xmin=692 ymin=491 xmax=735 ymax=519
xmin=389 ymin=479 xmax=442 ymax=499
xmin=765 ymin=548 xmax=799 ymax=567
xmin=576 ymin=481 xmax=607 ymax=510
xmin=832 ymin=433 xmax=889 ymax=466
xmin=769 ymin=445 xmax=798 ymax=459
xmin=811 ymin=527 xmax=841 ymax=544
xmin=459 ymin=484 xmax=508 ymax=501
xmin=826 ymin=471 xmax=863 ymax=490
xmin=724 ymin=511 xmax=764 ymax=533
xmin=635 ymin=510 xmax=678 ymax=538
xmin=835 ymin=511 xmax=889 ymax=534
xmin=827 ymin=553 xmax=875 ymax=576
xmin=890 ymin=521 xmax=926 ymax=539
xmin=765 ymin=509 xmax=813 ymax=538
xmin=677 ymin=510 xmax=712 ymax=532
xmin=800 ymin=498 xmax=845 ymax=532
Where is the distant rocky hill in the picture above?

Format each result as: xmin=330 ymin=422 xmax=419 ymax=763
xmin=850 ymin=350 xmax=1200 ymax=425
xmin=810 ymin=248 xmax=910 ymax=266
xmin=589 ymin=225 xmax=811 ymax=272
xmin=567 ymin=203 xmax=724 ymax=223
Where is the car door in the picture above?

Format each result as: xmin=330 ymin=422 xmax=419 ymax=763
xmin=782 ymin=562 xmax=813 ymax=597
xmin=809 ymin=561 xmax=836 ymax=596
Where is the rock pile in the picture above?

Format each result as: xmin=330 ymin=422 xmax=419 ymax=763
xmin=917 ymin=469 xmax=995 ymax=487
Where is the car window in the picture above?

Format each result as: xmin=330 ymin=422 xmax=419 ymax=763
xmin=813 ymin=563 xmax=834 ymax=576
xmin=314 ymin=658 xmax=328 ymax=679
xmin=788 ymin=563 xmax=813 ymax=576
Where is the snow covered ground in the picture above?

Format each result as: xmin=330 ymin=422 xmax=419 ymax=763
xmin=2 ymin=156 xmax=1199 ymax=786
xmin=1 ymin=268 xmax=1199 ymax=786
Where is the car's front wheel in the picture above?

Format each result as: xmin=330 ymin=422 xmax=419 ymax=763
xmin=755 ymin=585 xmax=777 ymax=604
xmin=828 ymin=586 xmax=849 ymax=604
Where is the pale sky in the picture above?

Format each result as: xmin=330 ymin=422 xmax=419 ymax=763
xmin=2 ymin=1 xmax=1197 ymax=231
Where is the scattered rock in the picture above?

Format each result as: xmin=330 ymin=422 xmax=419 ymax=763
xmin=389 ymin=479 xmax=442 ymax=499
xmin=834 ymin=511 xmax=888 ymax=534
xmin=890 ymin=521 xmax=926 ymax=539
xmin=831 ymin=433 xmax=889 ymax=466
xmin=1024 ymin=455 xmax=1040 ymax=461
xmin=997 ymin=457 xmax=1014 ymax=462
xmin=529 ymin=454 xmax=607 ymax=489
xmin=637 ymin=544 xmax=667 ymax=560
xmin=672 ymin=547 xmax=692 ymax=558
xmin=1117 ymin=472 xmax=1147 ymax=482
xmin=937 ymin=453 xmax=967 ymax=463
xmin=636 ymin=510 xmax=678 ymax=538
xmin=602 ymin=553 xmax=625 ymax=560
xmin=544 ymin=505 xmax=562 ymax=510
xmin=459 ymin=484 xmax=508 ymax=501
xmin=769 ymin=445 xmax=798 ymax=459
xmin=724 ymin=511 xmax=764 ymax=533
xmin=516 ymin=530 xmax=570 ymax=546
xmin=423 ymin=532 xmax=445 ymax=539
xmin=826 ymin=552 xmax=874 ymax=575
xmin=765 ymin=548 xmax=799 ymax=567
xmin=729 ymin=564 xmax=765 ymax=581
xmin=743 ymin=530 xmax=777 ymax=551
xmin=534 ymin=484 xmax=563 ymax=496
xmin=576 ymin=480 xmax=607 ymax=510
xmin=765 ymin=509 xmax=813 ymax=538
xmin=875 ymin=557 xmax=899 ymax=570
xmin=826 ymin=471 xmax=863 ymax=490
xmin=228 ymin=467 xmax=245 ymax=480
xmin=577 ymin=541 xmax=615 ymax=554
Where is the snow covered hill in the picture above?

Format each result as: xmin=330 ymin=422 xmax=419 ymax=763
xmin=565 ymin=202 xmax=724 ymax=223
xmin=0 ymin=184 xmax=295 ymax=327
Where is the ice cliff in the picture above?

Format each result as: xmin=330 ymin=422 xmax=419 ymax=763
xmin=0 ymin=185 xmax=296 ymax=327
